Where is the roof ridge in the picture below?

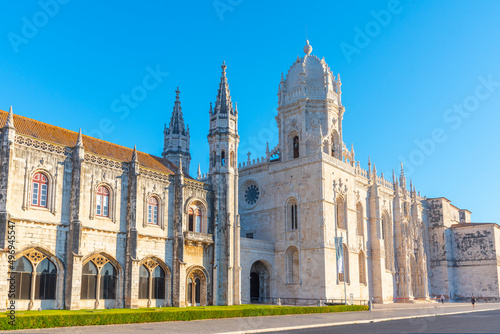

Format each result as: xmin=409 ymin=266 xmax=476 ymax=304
xmin=0 ymin=109 xmax=184 ymax=176
xmin=0 ymin=109 xmax=167 ymax=161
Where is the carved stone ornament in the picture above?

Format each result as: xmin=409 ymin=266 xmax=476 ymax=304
xmin=145 ymin=259 xmax=158 ymax=270
xmin=91 ymin=256 xmax=109 ymax=269
xmin=27 ymin=251 xmax=46 ymax=265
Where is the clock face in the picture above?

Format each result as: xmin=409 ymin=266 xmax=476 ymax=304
xmin=245 ymin=184 xmax=260 ymax=205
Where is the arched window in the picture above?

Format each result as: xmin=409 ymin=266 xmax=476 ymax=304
xmin=286 ymin=247 xmax=299 ymax=283
xmin=139 ymin=265 xmax=149 ymax=299
xmin=336 ymin=197 xmax=346 ymax=230
xmin=11 ymin=257 xmax=32 ymax=300
xmin=331 ymin=134 xmax=336 ymax=157
xmin=35 ymin=258 xmax=57 ymax=299
xmin=230 ymin=151 xmax=235 ymax=167
xmin=81 ymin=261 xmax=98 ymax=299
xmin=152 ymin=266 xmax=166 ymax=299
xmin=32 ymin=172 xmax=48 ymax=208
xmin=359 ymin=251 xmax=366 ymax=284
xmin=96 ymin=186 xmax=110 ymax=217
xmin=148 ymin=197 xmax=159 ymax=225
xmin=100 ymin=262 xmax=117 ymax=299
xmin=293 ymin=136 xmax=299 ymax=159
xmin=11 ymin=252 xmax=58 ymax=301
xmin=195 ymin=278 xmax=201 ymax=304
xmin=339 ymin=244 xmax=350 ymax=283
xmin=356 ymin=203 xmax=364 ymax=236
xmin=289 ymin=201 xmax=298 ymax=231
xmin=188 ymin=206 xmax=202 ymax=233
xmin=212 ymin=151 xmax=216 ymax=167
xmin=81 ymin=256 xmax=117 ymax=300
xmin=221 ymin=150 xmax=226 ymax=166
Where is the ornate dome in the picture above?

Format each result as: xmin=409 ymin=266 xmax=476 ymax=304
xmin=278 ymin=41 xmax=341 ymax=107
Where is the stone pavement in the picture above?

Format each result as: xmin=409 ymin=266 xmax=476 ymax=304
xmin=9 ymin=303 xmax=500 ymax=334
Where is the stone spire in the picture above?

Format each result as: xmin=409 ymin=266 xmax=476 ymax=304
xmin=197 ymin=163 xmax=201 ymax=179
xmin=166 ymin=87 xmax=186 ymax=135
xmin=75 ymin=128 xmax=84 ymax=148
xmin=213 ymin=61 xmax=235 ymax=115
xmin=163 ymin=87 xmax=191 ymax=174
xmin=5 ymin=106 xmax=14 ymax=129
xmin=400 ymin=162 xmax=407 ymax=190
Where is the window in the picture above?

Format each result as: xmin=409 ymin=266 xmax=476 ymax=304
xmin=356 ymin=203 xmax=364 ymax=236
xmin=32 ymin=172 xmax=48 ymax=208
xmin=246 ymin=233 xmax=254 ymax=239
xmin=286 ymin=247 xmax=299 ymax=283
xmin=339 ymin=244 xmax=350 ymax=283
xmin=11 ymin=257 xmax=32 ymax=300
xmin=35 ymin=258 xmax=57 ymax=299
xmin=139 ymin=265 xmax=149 ymax=299
xmin=96 ymin=186 xmax=110 ymax=217
xmin=139 ymin=261 xmax=166 ymax=300
xmin=81 ymin=256 xmax=117 ymax=300
xmin=11 ymin=253 xmax=58 ymax=301
xmin=221 ymin=150 xmax=226 ymax=166
xmin=81 ymin=261 xmax=98 ymax=299
xmin=359 ymin=251 xmax=366 ymax=284
xmin=336 ymin=197 xmax=346 ymax=229
xmin=100 ymin=262 xmax=117 ymax=299
xmin=148 ymin=197 xmax=158 ymax=225
xmin=293 ymin=136 xmax=299 ymax=158
xmin=152 ymin=266 xmax=165 ymax=299
xmin=290 ymin=202 xmax=298 ymax=230
xmin=188 ymin=207 xmax=202 ymax=233
xmin=212 ymin=151 xmax=216 ymax=167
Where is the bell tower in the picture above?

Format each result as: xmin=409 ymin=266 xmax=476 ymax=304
xmin=163 ymin=87 xmax=191 ymax=174
xmin=208 ymin=62 xmax=240 ymax=305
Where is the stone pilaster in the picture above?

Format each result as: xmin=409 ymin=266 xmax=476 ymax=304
xmin=124 ymin=146 xmax=140 ymax=308
xmin=0 ymin=107 xmax=15 ymax=249
xmin=172 ymin=158 xmax=185 ymax=307
xmin=65 ymin=129 xmax=85 ymax=310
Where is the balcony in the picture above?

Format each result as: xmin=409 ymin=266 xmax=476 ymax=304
xmin=184 ymin=231 xmax=214 ymax=246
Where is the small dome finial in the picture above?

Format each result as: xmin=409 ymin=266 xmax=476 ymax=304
xmin=304 ymin=40 xmax=312 ymax=55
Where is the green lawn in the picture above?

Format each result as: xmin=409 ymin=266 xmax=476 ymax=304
xmin=2 ymin=304 xmax=368 ymax=330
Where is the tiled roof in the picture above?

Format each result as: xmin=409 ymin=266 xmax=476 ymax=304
xmin=0 ymin=109 xmax=183 ymax=176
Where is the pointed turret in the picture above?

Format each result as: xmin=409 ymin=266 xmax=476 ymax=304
xmin=5 ymin=106 xmax=14 ymax=129
xmin=75 ymin=128 xmax=84 ymax=148
xmin=132 ymin=145 xmax=138 ymax=163
xmin=163 ymin=87 xmax=191 ymax=174
xmin=197 ymin=163 xmax=201 ymax=179
xmin=400 ymin=162 xmax=407 ymax=190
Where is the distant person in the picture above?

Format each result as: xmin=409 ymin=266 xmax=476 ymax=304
xmin=471 ymin=296 xmax=476 ymax=308
xmin=440 ymin=295 xmax=445 ymax=304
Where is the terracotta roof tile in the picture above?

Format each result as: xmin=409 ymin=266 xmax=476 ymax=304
xmin=0 ymin=109 xmax=184 ymax=177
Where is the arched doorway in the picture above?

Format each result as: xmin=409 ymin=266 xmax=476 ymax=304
xmin=186 ymin=266 xmax=209 ymax=307
xmin=250 ymin=260 xmax=271 ymax=303
xmin=250 ymin=272 xmax=260 ymax=302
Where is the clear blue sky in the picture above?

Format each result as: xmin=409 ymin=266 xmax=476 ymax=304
xmin=1 ymin=1 xmax=499 ymax=223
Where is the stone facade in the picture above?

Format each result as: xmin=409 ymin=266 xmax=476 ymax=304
xmin=1 ymin=41 xmax=499 ymax=311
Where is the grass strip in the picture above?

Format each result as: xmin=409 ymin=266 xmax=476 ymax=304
xmin=2 ymin=304 xmax=368 ymax=330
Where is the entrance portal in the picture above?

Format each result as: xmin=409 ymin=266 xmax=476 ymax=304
xmin=249 ymin=260 xmax=271 ymax=303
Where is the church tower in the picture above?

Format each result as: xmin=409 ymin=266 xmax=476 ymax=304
xmin=276 ymin=40 xmax=346 ymax=162
xmin=208 ymin=62 xmax=241 ymax=305
xmin=163 ymin=87 xmax=191 ymax=174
